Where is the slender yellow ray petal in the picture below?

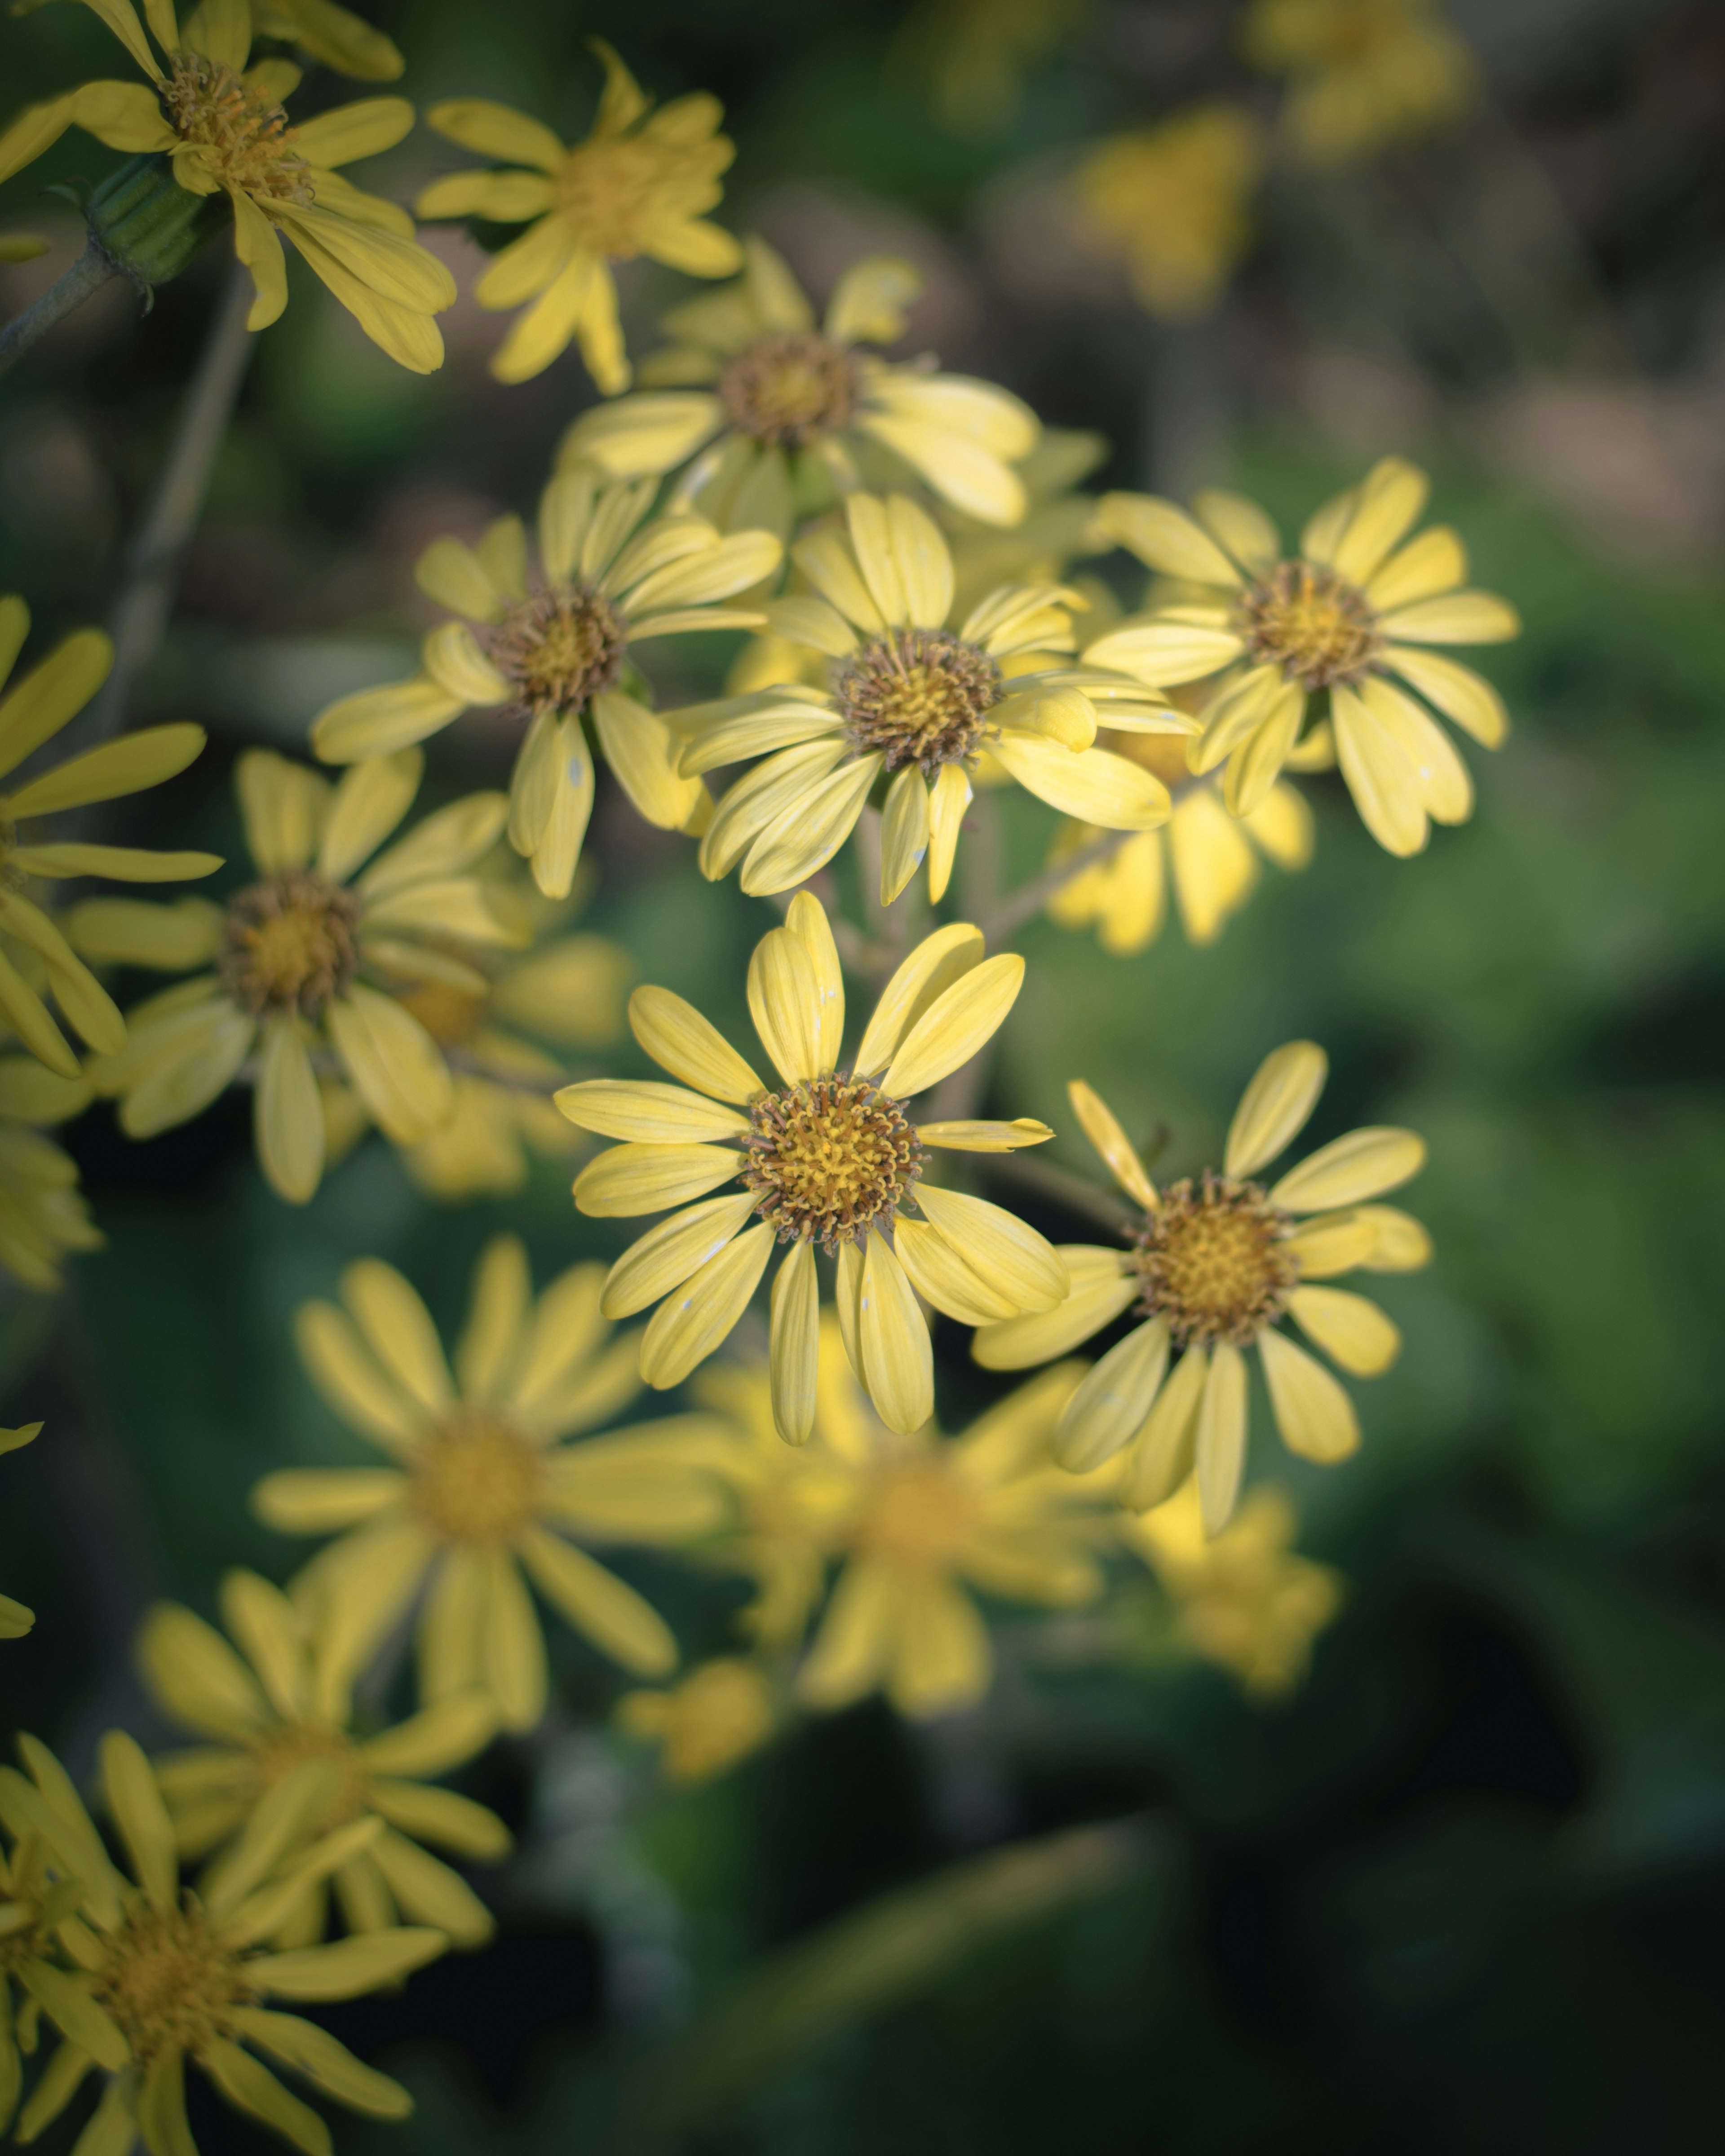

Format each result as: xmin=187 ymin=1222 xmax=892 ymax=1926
xmin=785 ymin=891 xmax=844 ymax=1074
xmin=1331 ymin=683 xmax=1427 ymax=857
xmin=826 ymin=252 xmax=920 ymax=343
xmin=768 ymin=1237 xmax=819 ymax=1445
xmin=740 ymin=755 xmax=881 ymax=896
xmin=1381 ymin=645 xmax=1508 ymax=749
xmin=917 ymin=1118 xmax=1053 ymax=1153
xmin=1284 ymin=1209 xmax=1378 ymax=1278
xmin=1376 ymin=591 xmax=1520 ymax=645
xmin=451 ymin=1233 xmax=530 ymax=1405
xmin=480 ymin=1546 xmax=545 ymax=1732
xmin=893 ymin=1215 xmax=1019 ymax=1324
xmin=99 ymin=1731 xmax=178 ymax=1911
xmin=1366 ymin=526 xmax=1466 ymax=610
xmin=1053 ymin=1317 xmax=1168 ymax=1472
xmin=1118 ymin=1341 xmax=1207 ymax=1511
xmin=137 ymin=1599 xmax=270 ymax=1741
xmin=970 ymin=1250 xmax=1135 ymax=1369
xmin=0 ymin=718 xmax=203 ymax=818
xmin=1259 ymin=1326 xmax=1359 ymax=1462
xmin=747 ymin=923 xmax=822 ymax=1085
xmin=292 ymin=1297 xmax=426 ymax=1451
xmin=885 ymin=495 xmax=955 ymax=630
xmin=228 ymin=2011 xmax=411 ymax=2118
xmin=1223 ymin=1040 xmax=1327 ymax=1179
xmin=575 ymin=1141 xmax=741 ymax=1218
xmin=988 ymin=731 xmax=1169 ymax=830
xmin=879 ymin=765 xmax=929 ymax=905
xmin=556 ymin=1078 xmax=748 ymax=1143
xmin=1067 ymin=1078 xmax=1157 ymax=1207
xmin=1353 ymin=1204 xmax=1433 ymax=1272
xmin=601 ymin=1191 xmax=758 ymax=1319
xmin=249 ymin=1926 xmax=447 ymax=2000
xmin=699 ymin=741 xmax=846 ymax=880
xmin=1329 ymin=457 xmax=1429 ymax=586
xmin=1083 ymin=617 xmax=1245 ymax=689
xmin=1287 ymin=1285 xmax=1401 ymax=1376
xmin=1270 ymin=1127 xmax=1426 ymax=1212
xmin=913 ymin=1184 xmax=1067 ymax=1313
xmin=425 ymin=97 xmax=567 ymax=172
xmin=1191 ymin=487 xmax=1279 ymax=575
xmin=854 ymin=923 xmax=983 ymax=1077
xmin=1094 ymin=492 xmax=1243 ymax=584
xmin=0 ymin=632 xmax=107 ymax=781
xmin=881 ymin=952 xmax=1022 ymax=1100
xmin=1194 ymin=1342 xmax=1247 ymax=1535
xmin=327 ymin=987 xmax=452 ymax=1142
xmin=857 ymin=1228 xmax=932 ymax=1434
xmin=792 ymin=526 xmax=885 ymax=634
xmin=887 ymin=1574 xmax=991 ymax=1719
xmin=637 ymin=1223 xmax=774 ymax=1388
xmin=796 ymin=1557 xmax=895 ymax=1710
xmin=254 ymin=1016 xmax=325 ymax=1204
xmin=833 ymin=1233 xmax=864 ymax=1382
xmin=926 ymin=762 xmax=970 ymax=905
xmin=843 ymin=495 xmax=907 ymax=624
xmin=1359 ymin=676 xmax=1473 ymax=825
xmin=340 ymin=1258 xmax=453 ymax=1414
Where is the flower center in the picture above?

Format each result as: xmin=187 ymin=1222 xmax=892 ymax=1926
xmin=718 ymin=331 xmax=858 ymax=447
xmin=159 ymin=54 xmax=313 ymax=205
xmin=556 ymin=138 xmax=691 ymax=259
xmin=743 ymin=1075 xmax=923 ymax=1250
xmin=835 ymin=629 xmax=1002 ymax=776
xmin=856 ymin=1458 xmax=978 ymax=1567
xmin=412 ymin=1411 xmax=541 ymax=1543
xmin=219 ymin=870 xmax=362 ymax=1020
xmin=251 ymin=1724 xmax=365 ymax=1824
xmin=94 ymin=1903 xmax=252 ymax=2066
xmin=489 ymin=588 xmax=627 ymax=719
xmin=1134 ymin=1172 xmax=1296 ymax=1348
xmin=396 ymin=979 xmax=489 ymax=1047
xmin=1236 ymin=561 xmax=1381 ymax=692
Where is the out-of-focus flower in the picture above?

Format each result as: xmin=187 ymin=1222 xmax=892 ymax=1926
xmin=139 ymin=1568 xmax=507 ymax=1948
xmin=78 ymin=750 xmax=524 ymax=1202
xmin=252 ymin=0 xmax=403 ymax=80
xmin=0 ymin=1422 xmax=41 ymax=1638
xmin=0 ymin=1 xmax=454 ymax=369
xmin=976 ymin=1043 xmax=1431 ymax=1533
xmin=561 ymin=236 xmax=1040 ymax=535
xmin=0 ymin=1814 xmax=81 ymax=2127
xmin=0 ymin=596 xmax=218 ymax=1079
xmin=1122 ymin=1478 xmax=1343 ymax=1696
xmin=1072 ymin=105 xmax=1264 ymax=322
xmin=416 ymin=43 xmax=739 ymax=389
xmin=0 ymin=1055 xmax=100 ymax=1289
xmin=1243 ymin=0 xmax=1476 ymax=167
xmin=0 ymin=1732 xmax=440 ymax=2156
xmin=310 ymin=474 xmax=778 ymax=899
xmin=559 ymin=892 xmax=1066 ymax=1442
xmin=671 ymin=492 xmax=1173 ymax=905
xmin=902 ymin=0 xmax=1088 ymax=132
xmin=0 ymin=233 xmax=50 ymax=263
xmin=253 ymin=1236 xmax=730 ymax=1731
xmin=617 ymin=1658 xmax=776 ymax=1783
xmin=1087 ymin=458 xmax=1519 ymax=856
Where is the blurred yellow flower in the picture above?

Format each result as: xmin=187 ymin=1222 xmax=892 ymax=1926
xmin=253 ymin=1236 xmax=730 ymax=1732
xmin=561 ymin=235 xmax=1040 ymax=535
xmin=1122 ymin=1478 xmax=1343 ymax=1697
xmin=0 ymin=1422 xmax=41 ymax=1638
xmin=1244 ymin=0 xmax=1476 ymax=166
xmin=0 ymin=1056 xmax=101 ymax=1289
xmin=617 ymin=1658 xmax=777 ymax=1783
xmin=1073 ymin=105 xmax=1264 ymax=322
xmin=560 ymin=891 xmax=1067 ymax=1442
xmin=139 ymin=1567 xmax=509 ymax=1948
xmin=0 ymin=0 xmax=454 ymax=369
xmin=417 ymin=43 xmax=740 ymax=388
xmin=1088 ymin=457 xmax=1519 ymax=856
xmin=310 ymin=473 xmax=779 ymax=898
xmin=0 ymin=596 xmax=218 ymax=1079
xmin=976 ymin=1042 xmax=1431 ymax=1533
xmin=672 ymin=491 xmax=1173 ymax=905
xmin=252 ymin=0 xmax=403 ymax=80
xmin=79 ymin=749 xmax=524 ymax=1202
xmin=0 ymin=1731 xmax=441 ymax=2156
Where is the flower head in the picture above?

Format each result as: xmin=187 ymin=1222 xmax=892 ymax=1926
xmin=672 ymin=492 xmax=1175 ymax=904
xmin=253 ymin=1235 xmax=731 ymax=1732
xmin=416 ymin=43 xmax=740 ymax=388
xmin=310 ymin=473 xmax=780 ymax=897
xmin=559 ymin=893 xmax=1070 ymax=1443
xmin=561 ymin=235 xmax=1041 ymax=533
xmin=616 ymin=1659 xmax=776 ymax=1783
xmin=975 ymin=1042 xmax=1431 ymax=1533
xmin=1073 ymin=105 xmax=1264 ymax=322
xmin=1087 ymin=458 xmax=1519 ymax=856
xmin=1243 ymin=0 xmax=1476 ymax=166
xmin=81 ymin=749 xmax=524 ymax=1202
xmin=0 ymin=0 xmax=455 ymax=369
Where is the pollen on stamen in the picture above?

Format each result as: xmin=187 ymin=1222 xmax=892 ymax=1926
xmin=835 ymin=629 xmax=1002 ymax=777
xmin=743 ymin=1074 xmax=924 ymax=1249
xmin=219 ymin=870 xmax=362 ymax=1020
xmin=159 ymin=54 xmax=313 ymax=205
xmin=1236 ymin=561 xmax=1383 ymax=693
xmin=1134 ymin=1170 xmax=1297 ymax=1348
xmin=488 ymin=588 xmax=628 ymax=721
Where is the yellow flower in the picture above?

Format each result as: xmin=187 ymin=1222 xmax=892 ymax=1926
xmin=252 ymin=1235 xmax=730 ymax=1732
xmin=138 ymin=1568 xmax=508 ymax=1948
xmin=79 ymin=748 xmax=524 ymax=1203
xmin=309 ymin=473 xmax=780 ymax=898
xmin=416 ymin=43 xmax=740 ymax=389
xmin=0 ymin=596 xmax=218 ymax=1080
xmin=251 ymin=0 xmax=403 ymax=80
xmin=0 ymin=1056 xmax=101 ymax=1290
xmin=560 ymin=892 xmax=1070 ymax=1442
xmin=0 ymin=0 xmax=455 ymax=371
xmin=1122 ymin=1478 xmax=1343 ymax=1697
xmin=1243 ymin=0 xmax=1476 ymax=166
xmin=672 ymin=492 xmax=1175 ymax=905
xmin=0 ymin=1422 xmax=41 ymax=1638
xmin=1087 ymin=457 xmax=1520 ymax=855
xmin=1073 ymin=105 xmax=1264 ymax=322
xmin=616 ymin=1659 xmax=776 ymax=1784
xmin=0 ymin=1815 xmax=82 ymax=2128
xmin=560 ymin=235 xmax=1040 ymax=535
xmin=0 ymin=1731 xmax=441 ymax=2156
xmin=975 ymin=1042 xmax=1432 ymax=1532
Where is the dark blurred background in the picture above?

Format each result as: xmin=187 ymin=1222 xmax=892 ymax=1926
xmin=2 ymin=0 xmax=1724 ymax=2149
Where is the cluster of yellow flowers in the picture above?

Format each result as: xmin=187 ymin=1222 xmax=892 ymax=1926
xmin=0 ymin=11 xmax=1522 ymax=2150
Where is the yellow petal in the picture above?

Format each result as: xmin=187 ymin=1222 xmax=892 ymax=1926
xmin=249 ymin=1926 xmax=446 ymax=2001
xmin=885 ymin=495 xmax=955 ymax=630
xmin=311 ymin=676 xmax=464 ymax=762
xmin=1094 ymin=492 xmax=1244 ymax=585
xmin=912 ymin=1184 xmax=1067 ymax=1313
xmin=1270 ymin=1126 xmax=1426 ymax=1211
xmin=698 ymin=741 xmax=846 ymax=879
xmin=256 ymin=1015 xmax=325 ymax=1203
xmin=1119 ymin=1344 xmax=1206 ymax=1511
xmin=926 ymin=761 xmax=970 ymax=903
xmin=0 ymin=627 xmax=111 ymax=781
xmin=1283 ymin=1209 xmax=1378 ymax=1278
xmin=891 ymin=1214 xmax=1019 ymax=1324
xmin=1054 ymin=1317 xmax=1169 ymax=1472
xmin=1194 ymin=1341 xmax=1247 ymax=1535
xmin=825 ymin=252 xmax=920 ymax=344
xmin=791 ymin=525 xmax=885 ymax=633
xmin=857 ymin=1228 xmax=932 ymax=1434
xmin=555 ymin=1079 xmax=749 ymax=1143
xmin=1359 ymin=675 xmax=1473 ymax=825
xmin=1067 ymin=1078 xmax=1156 ymax=1208
xmin=740 ymin=754 xmax=881 ymax=895
xmin=593 ymin=692 xmax=708 ymax=835
xmin=768 ymin=1237 xmax=819 ymax=1445
xmin=100 ymin=1730 xmax=177 ymax=1910
xmin=327 ymin=985 xmax=452 ymax=1144
xmin=1190 ymin=487 xmax=1279 ymax=575
xmin=426 ymin=97 xmax=566 ymax=171
xmin=988 ymin=731 xmax=1168 ymax=831
xmin=1223 ymin=1040 xmax=1327 ymax=1179
xmin=293 ymin=1296 xmax=425 ymax=1450
xmin=1329 ymin=456 xmax=1429 ymax=586
xmin=881 ymin=952 xmax=1023 ymax=1099
xmin=637 ymin=1223 xmax=774 ymax=1388
xmin=574 ymin=1141 xmax=742 ymax=1218
xmin=517 ymin=1527 xmax=677 ymax=1676
xmin=785 ymin=890 xmax=844 ymax=1075
xmin=970 ymin=1251 xmax=1136 ymax=1370
xmin=1083 ymin=617 xmax=1245 ymax=688
xmin=137 ymin=1599 xmax=270 ymax=1742
xmin=315 ymin=749 xmax=420 ymax=883
xmin=601 ymin=1191 xmax=758 ymax=1319
xmin=1330 ymin=683 xmax=1427 ymax=858
xmin=854 ymin=922 xmax=982 ymax=1077
xmin=797 ymin=1556 xmax=894 ymax=1710
xmin=1383 ymin=645 xmax=1508 ymax=749
xmin=1287 ymin=1285 xmax=1401 ymax=1376
xmin=1259 ymin=1326 xmax=1359 ymax=1462
xmin=339 ymin=1257 xmax=452 ymax=1415
xmin=1352 ymin=1203 xmax=1433 ymax=1272
xmin=747 ymin=923 xmax=822 ymax=1085
xmin=1365 ymin=526 xmax=1467 ymax=610
xmin=879 ymin=765 xmax=929 ymax=904
xmin=235 ymin=749 xmax=327 ymax=874
xmin=253 ymin=1466 xmax=408 ymax=1531
xmin=886 ymin=1574 xmax=990 ymax=1719
xmin=479 ymin=1545 xmax=545 ymax=1731
xmin=916 ymin=1118 xmax=1053 ymax=1153
xmin=1 ymin=720 xmax=203 ymax=819
xmin=1376 ymin=590 xmax=1520 ymax=645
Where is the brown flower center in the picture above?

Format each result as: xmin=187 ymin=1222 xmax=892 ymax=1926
xmin=251 ymin=1723 xmax=365 ymax=1824
xmin=855 ymin=1458 xmax=978 ymax=1567
xmin=160 ymin=54 xmax=312 ymax=204
xmin=719 ymin=331 xmax=858 ymax=446
xmin=1134 ymin=1172 xmax=1296 ymax=1348
xmin=412 ymin=1411 xmax=541 ymax=1543
xmin=94 ymin=1903 xmax=252 ymax=2066
xmin=488 ymin=588 xmax=627 ymax=720
xmin=744 ymin=1075 xmax=923 ymax=1250
xmin=219 ymin=870 xmax=362 ymax=1020
xmin=835 ymin=629 xmax=1001 ymax=776
xmin=1236 ymin=561 xmax=1381 ymax=692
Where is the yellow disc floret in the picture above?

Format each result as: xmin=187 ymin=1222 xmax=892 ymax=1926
xmin=855 ymin=1458 xmax=981 ymax=1570
xmin=1236 ymin=560 xmax=1382 ymax=692
xmin=94 ymin=1902 xmax=252 ymax=2066
xmin=411 ymin=1411 xmax=542 ymax=1543
xmin=1135 ymin=1171 xmax=1298 ymax=1347
xmin=744 ymin=1076 xmax=924 ymax=1250
xmin=488 ymin=588 xmax=628 ymax=719
xmin=836 ymin=629 xmax=1003 ymax=775
xmin=159 ymin=53 xmax=313 ymax=204
xmin=219 ymin=870 xmax=362 ymax=1019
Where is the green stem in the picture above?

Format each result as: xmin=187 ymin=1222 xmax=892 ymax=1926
xmin=0 ymin=243 xmax=120 ymax=384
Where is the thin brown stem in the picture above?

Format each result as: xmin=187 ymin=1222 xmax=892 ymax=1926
xmin=982 ymin=1150 xmax=1138 ymax=1237
xmin=0 ymin=242 xmax=119 ymax=383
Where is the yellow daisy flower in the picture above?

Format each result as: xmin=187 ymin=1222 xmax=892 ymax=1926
xmin=80 ymin=748 xmax=523 ymax=1202
xmin=308 ymin=473 xmax=780 ymax=898
xmin=415 ymin=42 xmax=741 ymax=389
xmin=560 ymin=234 xmax=1041 ymax=535
xmin=0 ymin=1732 xmax=441 ymax=2156
xmin=1086 ymin=456 xmax=1520 ymax=856
xmin=560 ymin=892 xmax=1070 ymax=1443
xmin=0 ymin=1056 xmax=101 ymax=1290
xmin=672 ymin=492 xmax=1174 ymax=904
xmin=616 ymin=1658 xmax=777 ymax=1785
xmin=1243 ymin=0 xmax=1476 ymax=166
xmin=0 ymin=1421 xmax=41 ymax=1639
xmin=0 ymin=0 xmax=455 ymax=371
xmin=0 ymin=596 xmax=219 ymax=1080
xmin=1073 ymin=105 xmax=1264 ymax=322
xmin=252 ymin=1235 xmax=730 ymax=1733
xmin=974 ymin=1042 xmax=1432 ymax=1533
xmin=1121 ymin=1477 xmax=1343 ymax=1698
xmin=139 ymin=1568 xmax=508 ymax=1948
